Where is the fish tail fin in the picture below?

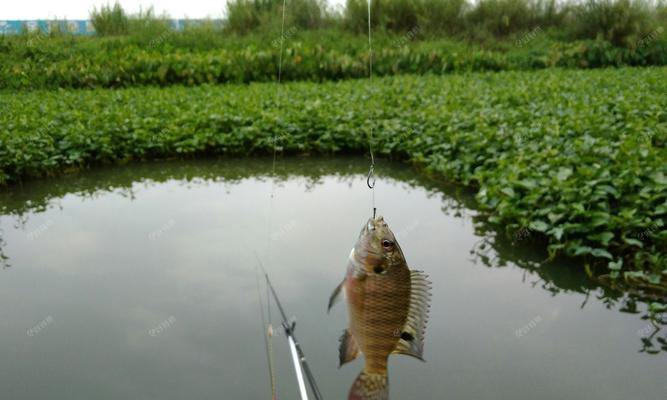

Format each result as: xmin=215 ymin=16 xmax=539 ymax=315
xmin=348 ymin=370 xmax=389 ymax=400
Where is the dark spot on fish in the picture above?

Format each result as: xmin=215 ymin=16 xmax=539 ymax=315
xmin=401 ymin=332 xmax=414 ymax=341
xmin=373 ymin=266 xmax=385 ymax=274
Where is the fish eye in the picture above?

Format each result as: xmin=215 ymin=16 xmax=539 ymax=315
xmin=382 ymin=239 xmax=394 ymax=249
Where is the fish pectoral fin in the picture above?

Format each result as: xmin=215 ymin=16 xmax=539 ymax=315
xmin=327 ymin=279 xmax=345 ymax=313
xmin=392 ymin=270 xmax=431 ymax=361
xmin=338 ymin=329 xmax=360 ymax=367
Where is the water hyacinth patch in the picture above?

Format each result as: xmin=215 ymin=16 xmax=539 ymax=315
xmin=0 ymin=67 xmax=665 ymax=292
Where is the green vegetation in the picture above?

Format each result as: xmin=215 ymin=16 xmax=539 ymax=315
xmin=90 ymin=2 xmax=130 ymax=35
xmin=221 ymin=0 xmax=667 ymax=46
xmin=1 ymin=0 xmax=665 ymax=90
xmin=1 ymin=29 xmax=666 ymax=90
xmin=1 ymin=68 xmax=665 ymax=289
xmin=226 ymin=0 xmax=329 ymax=33
xmin=570 ymin=0 xmax=656 ymax=47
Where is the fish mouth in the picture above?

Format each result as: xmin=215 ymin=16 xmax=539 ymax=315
xmin=362 ymin=215 xmax=385 ymax=235
xmin=357 ymin=216 xmax=386 ymax=260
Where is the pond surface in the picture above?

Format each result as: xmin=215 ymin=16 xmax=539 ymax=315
xmin=0 ymin=158 xmax=664 ymax=400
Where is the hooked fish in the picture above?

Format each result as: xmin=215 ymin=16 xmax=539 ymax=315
xmin=328 ymin=216 xmax=431 ymax=400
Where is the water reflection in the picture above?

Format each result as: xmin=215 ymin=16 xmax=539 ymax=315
xmin=1 ymin=157 xmax=665 ymax=356
xmin=0 ymin=157 xmax=665 ymax=400
xmin=0 ymin=158 xmax=473 ymax=217
xmin=470 ymin=228 xmax=667 ymax=355
xmin=0 ymin=226 xmax=9 ymax=269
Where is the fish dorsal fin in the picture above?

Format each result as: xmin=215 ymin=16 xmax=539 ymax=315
xmin=339 ymin=329 xmax=360 ymax=367
xmin=328 ymin=279 xmax=345 ymax=313
xmin=392 ymin=270 xmax=431 ymax=361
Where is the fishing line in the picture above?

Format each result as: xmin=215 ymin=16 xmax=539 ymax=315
xmin=261 ymin=1 xmax=289 ymax=399
xmin=366 ymin=0 xmax=377 ymax=220
xmin=258 ymin=1 xmax=325 ymax=398
xmin=267 ymin=0 xmax=288 ymax=264
xmin=255 ymin=264 xmax=277 ymax=400
xmin=267 ymin=0 xmax=288 ymax=277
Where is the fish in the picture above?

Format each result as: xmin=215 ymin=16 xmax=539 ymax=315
xmin=329 ymin=216 xmax=431 ymax=400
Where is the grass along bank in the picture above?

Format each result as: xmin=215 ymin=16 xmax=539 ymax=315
xmin=1 ymin=67 xmax=665 ymax=293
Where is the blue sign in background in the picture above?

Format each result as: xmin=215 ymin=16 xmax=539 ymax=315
xmin=0 ymin=20 xmax=94 ymax=35
xmin=0 ymin=20 xmax=214 ymax=35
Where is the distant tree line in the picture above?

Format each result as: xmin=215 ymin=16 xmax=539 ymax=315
xmin=88 ymin=0 xmax=667 ymax=48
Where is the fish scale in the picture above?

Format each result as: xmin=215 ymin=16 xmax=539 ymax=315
xmin=348 ymin=268 xmax=411 ymax=373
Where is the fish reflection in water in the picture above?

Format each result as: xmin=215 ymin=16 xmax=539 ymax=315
xmin=329 ymin=216 xmax=432 ymax=400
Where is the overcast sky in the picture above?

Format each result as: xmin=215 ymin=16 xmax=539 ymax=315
xmin=0 ymin=1 xmax=348 ymax=20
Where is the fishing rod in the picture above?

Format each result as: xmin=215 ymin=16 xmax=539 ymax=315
xmin=254 ymin=0 xmax=324 ymax=397
xmin=258 ymin=263 xmax=324 ymax=400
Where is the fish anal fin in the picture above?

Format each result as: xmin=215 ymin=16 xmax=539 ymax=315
xmin=328 ymin=279 xmax=345 ymax=313
xmin=339 ymin=329 xmax=360 ymax=367
xmin=392 ymin=270 xmax=431 ymax=361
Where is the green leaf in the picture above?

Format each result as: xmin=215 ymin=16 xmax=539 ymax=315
xmin=500 ymin=187 xmax=515 ymax=197
xmin=591 ymin=248 xmax=613 ymax=259
xmin=622 ymin=237 xmax=643 ymax=248
xmin=587 ymin=231 xmax=614 ymax=245
xmin=589 ymin=211 xmax=610 ymax=226
xmin=556 ymin=167 xmax=572 ymax=181
xmin=549 ymin=227 xmax=564 ymax=240
xmin=574 ymin=246 xmax=593 ymax=256
xmin=547 ymin=212 xmax=564 ymax=223
xmin=608 ymin=259 xmax=623 ymax=271
xmin=649 ymin=302 xmax=667 ymax=313
xmin=516 ymin=179 xmax=537 ymax=189
xmin=529 ymin=220 xmax=549 ymax=232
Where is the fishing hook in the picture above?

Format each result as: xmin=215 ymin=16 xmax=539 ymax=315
xmin=367 ymin=165 xmax=377 ymax=219
xmin=366 ymin=164 xmax=375 ymax=189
